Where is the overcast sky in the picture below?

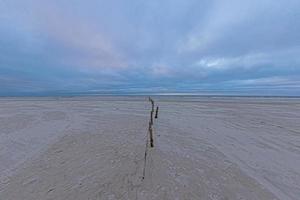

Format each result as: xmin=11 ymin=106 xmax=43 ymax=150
xmin=0 ymin=0 xmax=300 ymax=95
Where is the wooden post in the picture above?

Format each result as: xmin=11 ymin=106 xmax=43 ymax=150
xmin=150 ymin=110 xmax=153 ymax=125
xmin=148 ymin=97 xmax=155 ymax=148
xmin=155 ymin=106 xmax=159 ymax=119
xmin=149 ymin=97 xmax=154 ymax=111
xmin=149 ymin=122 xmax=154 ymax=148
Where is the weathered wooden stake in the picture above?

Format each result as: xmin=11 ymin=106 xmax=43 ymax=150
xmin=150 ymin=110 xmax=153 ymax=125
xmin=149 ymin=122 xmax=154 ymax=148
xmin=148 ymin=97 xmax=155 ymax=148
xmin=155 ymin=106 xmax=159 ymax=119
xmin=149 ymin=97 xmax=154 ymax=111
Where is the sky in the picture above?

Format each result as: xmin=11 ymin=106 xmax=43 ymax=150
xmin=0 ymin=0 xmax=300 ymax=96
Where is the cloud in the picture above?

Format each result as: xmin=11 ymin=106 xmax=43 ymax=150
xmin=42 ymin=2 xmax=129 ymax=69
xmin=179 ymin=0 xmax=256 ymax=52
xmin=195 ymin=47 xmax=300 ymax=71
xmin=178 ymin=0 xmax=300 ymax=55
xmin=0 ymin=0 xmax=300 ymax=95
xmin=151 ymin=63 xmax=172 ymax=77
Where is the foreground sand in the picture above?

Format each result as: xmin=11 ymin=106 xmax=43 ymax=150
xmin=0 ymin=96 xmax=299 ymax=200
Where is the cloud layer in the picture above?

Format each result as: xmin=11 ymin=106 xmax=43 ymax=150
xmin=0 ymin=0 xmax=300 ymax=95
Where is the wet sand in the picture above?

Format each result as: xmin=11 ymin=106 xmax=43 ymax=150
xmin=0 ymin=96 xmax=299 ymax=200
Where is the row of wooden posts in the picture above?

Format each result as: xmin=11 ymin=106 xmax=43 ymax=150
xmin=142 ymin=97 xmax=158 ymax=180
xmin=148 ymin=97 xmax=158 ymax=148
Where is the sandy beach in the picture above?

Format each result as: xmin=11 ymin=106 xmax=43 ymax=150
xmin=0 ymin=96 xmax=299 ymax=200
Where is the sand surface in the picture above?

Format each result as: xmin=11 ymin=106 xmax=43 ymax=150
xmin=0 ymin=96 xmax=299 ymax=200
